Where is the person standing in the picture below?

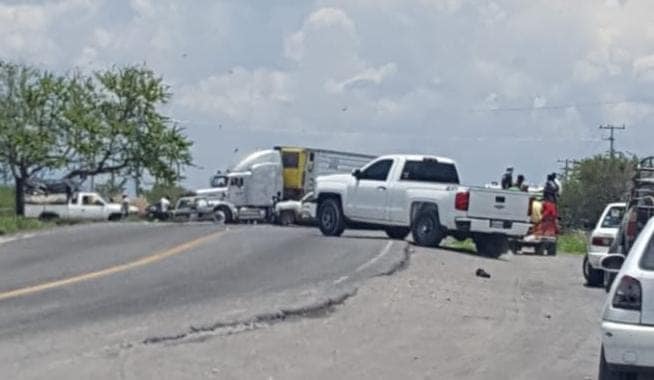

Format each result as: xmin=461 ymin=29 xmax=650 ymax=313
xmin=501 ymin=167 xmax=514 ymax=190
xmin=121 ymin=193 xmax=130 ymax=219
xmin=510 ymin=174 xmax=527 ymax=191
xmin=539 ymin=174 xmax=560 ymax=237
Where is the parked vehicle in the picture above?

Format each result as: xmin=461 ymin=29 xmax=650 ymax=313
xmin=607 ymin=157 xmax=654 ymax=290
xmin=314 ymin=155 xmax=533 ymax=258
xmin=196 ymin=146 xmax=375 ymax=223
xmin=274 ymin=192 xmax=317 ymax=225
xmin=24 ymin=192 xmax=132 ymax=221
xmin=170 ymin=196 xmax=227 ymax=223
xmin=598 ymin=217 xmax=654 ymax=379
xmin=583 ymin=202 xmax=626 ymax=286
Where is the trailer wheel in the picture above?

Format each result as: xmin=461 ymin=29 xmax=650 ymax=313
xmin=546 ymin=241 xmax=557 ymax=256
xmin=474 ymin=234 xmax=508 ymax=259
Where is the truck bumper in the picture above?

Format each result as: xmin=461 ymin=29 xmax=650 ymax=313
xmin=455 ymin=218 xmax=531 ymax=237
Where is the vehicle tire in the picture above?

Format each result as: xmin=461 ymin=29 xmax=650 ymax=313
xmin=535 ymin=243 xmax=545 ymax=256
xmin=212 ymin=209 xmax=226 ymax=224
xmin=318 ymin=198 xmax=345 ymax=237
xmin=216 ymin=206 xmax=233 ymax=224
xmin=599 ymin=347 xmax=635 ymax=380
xmin=508 ymin=240 xmax=521 ymax=254
xmin=39 ymin=213 xmax=59 ymax=222
xmin=385 ymin=227 xmax=410 ymax=240
xmin=108 ymin=214 xmax=122 ymax=222
xmin=546 ymin=241 xmax=558 ymax=256
xmin=411 ymin=211 xmax=444 ymax=247
xmin=583 ymin=255 xmax=604 ymax=287
xmin=474 ymin=234 xmax=508 ymax=259
xmin=279 ymin=210 xmax=295 ymax=226
xmin=604 ymin=271 xmax=617 ymax=293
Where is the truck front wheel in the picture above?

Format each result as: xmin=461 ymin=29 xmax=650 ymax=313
xmin=318 ymin=198 xmax=345 ymax=237
xmin=411 ymin=211 xmax=444 ymax=247
xmin=474 ymin=234 xmax=508 ymax=258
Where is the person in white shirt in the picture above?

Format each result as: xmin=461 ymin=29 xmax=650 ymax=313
xmin=159 ymin=196 xmax=171 ymax=213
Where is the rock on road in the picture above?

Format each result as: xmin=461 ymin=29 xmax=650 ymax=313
xmin=0 ymin=222 xmax=605 ymax=379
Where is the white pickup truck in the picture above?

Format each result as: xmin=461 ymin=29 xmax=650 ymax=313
xmin=314 ymin=155 xmax=533 ymax=257
xmin=24 ymin=192 xmax=127 ymax=221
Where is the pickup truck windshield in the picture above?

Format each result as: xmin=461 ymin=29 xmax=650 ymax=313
xmin=401 ymin=160 xmax=460 ymax=184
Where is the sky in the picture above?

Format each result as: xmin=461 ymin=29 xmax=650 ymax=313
xmin=1 ymin=0 xmax=653 ymax=189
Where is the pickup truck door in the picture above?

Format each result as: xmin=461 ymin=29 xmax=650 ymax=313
xmin=346 ymin=159 xmax=394 ymax=222
xmin=79 ymin=194 xmax=105 ymax=220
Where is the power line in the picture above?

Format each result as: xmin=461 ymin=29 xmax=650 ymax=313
xmin=599 ymin=124 xmax=626 ymax=159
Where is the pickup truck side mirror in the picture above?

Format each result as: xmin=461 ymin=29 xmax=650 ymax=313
xmin=600 ymin=254 xmax=625 ymax=273
xmin=352 ymin=169 xmax=361 ymax=179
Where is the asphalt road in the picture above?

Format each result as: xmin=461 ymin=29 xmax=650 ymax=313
xmin=0 ymin=222 xmax=407 ymax=376
xmin=0 ymin=223 xmax=606 ymax=379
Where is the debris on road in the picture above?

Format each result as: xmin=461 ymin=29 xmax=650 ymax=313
xmin=475 ymin=268 xmax=491 ymax=278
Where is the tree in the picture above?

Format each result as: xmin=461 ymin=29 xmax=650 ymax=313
xmin=0 ymin=62 xmax=69 ymax=215
xmin=559 ymin=155 xmax=636 ymax=228
xmin=0 ymin=61 xmax=193 ymax=216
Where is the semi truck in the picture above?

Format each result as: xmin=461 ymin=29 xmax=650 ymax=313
xmin=195 ymin=146 xmax=375 ymax=223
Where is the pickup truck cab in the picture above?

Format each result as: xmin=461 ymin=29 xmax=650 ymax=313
xmin=315 ymin=155 xmax=533 ymax=257
xmin=24 ymin=192 xmax=125 ymax=221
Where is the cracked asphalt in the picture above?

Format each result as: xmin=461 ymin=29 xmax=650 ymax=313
xmin=0 ymin=222 xmax=407 ymax=378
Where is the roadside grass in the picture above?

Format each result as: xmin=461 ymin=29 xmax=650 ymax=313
xmin=445 ymin=238 xmax=477 ymax=253
xmin=558 ymin=230 xmax=588 ymax=255
xmin=444 ymin=231 xmax=588 ymax=256
xmin=0 ymin=216 xmax=47 ymax=236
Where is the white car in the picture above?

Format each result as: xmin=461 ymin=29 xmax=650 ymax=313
xmin=584 ymin=203 xmax=626 ymax=287
xmin=598 ymin=218 xmax=654 ymax=379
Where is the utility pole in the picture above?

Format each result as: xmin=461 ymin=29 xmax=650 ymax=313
xmin=557 ymin=159 xmax=580 ymax=181
xmin=599 ymin=124 xmax=626 ymax=159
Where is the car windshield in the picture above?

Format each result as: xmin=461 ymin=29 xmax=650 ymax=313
xmin=601 ymin=206 xmax=625 ymax=228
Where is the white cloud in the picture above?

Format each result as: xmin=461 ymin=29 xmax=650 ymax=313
xmin=325 ymin=62 xmax=397 ymax=93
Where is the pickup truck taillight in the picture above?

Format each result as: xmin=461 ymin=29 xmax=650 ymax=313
xmin=591 ymin=236 xmax=613 ymax=247
xmin=455 ymin=192 xmax=470 ymax=211
xmin=612 ymin=275 xmax=642 ymax=311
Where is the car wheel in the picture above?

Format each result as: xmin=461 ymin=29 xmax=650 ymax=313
xmin=474 ymin=234 xmax=508 ymax=259
xmin=599 ymin=347 xmax=636 ymax=380
xmin=385 ymin=227 xmax=410 ymax=240
xmin=318 ymin=198 xmax=345 ymax=237
xmin=279 ymin=210 xmax=295 ymax=226
xmin=411 ymin=211 xmax=444 ymax=247
xmin=583 ymin=255 xmax=604 ymax=287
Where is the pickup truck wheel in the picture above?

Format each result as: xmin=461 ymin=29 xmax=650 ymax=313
xmin=411 ymin=211 xmax=444 ymax=247
xmin=39 ymin=213 xmax=59 ymax=222
xmin=474 ymin=234 xmax=508 ymax=259
xmin=318 ymin=199 xmax=345 ymax=237
xmin=108 ymin=214 xmax=122 ymax=222
xmin=583 ymin=255 xmax=603 ymax=287
xmin=546 ymin=241 xmax=558 ymax=256
xmin=385 ymin=227 xmax=410 ymax=240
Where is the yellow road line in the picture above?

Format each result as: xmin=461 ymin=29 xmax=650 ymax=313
xmin=0 ymin=229 xmax=226 ymax=302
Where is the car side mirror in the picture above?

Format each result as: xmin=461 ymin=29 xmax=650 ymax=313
xmin=352 ymin=169 xmax=361 ymax=179
xmin=600 ymin=254 xmax=625 ymax=273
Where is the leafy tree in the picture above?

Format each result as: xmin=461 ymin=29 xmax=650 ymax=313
xmin=0 ymin=62 xmax=193 ymax=216
xmin=144 ymin=182 xmax=190 ymax=206
xmin=0 ymin=62 xmax=69 ymax=215
xmin=559 ymin=155 xmax=636 ymax=228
